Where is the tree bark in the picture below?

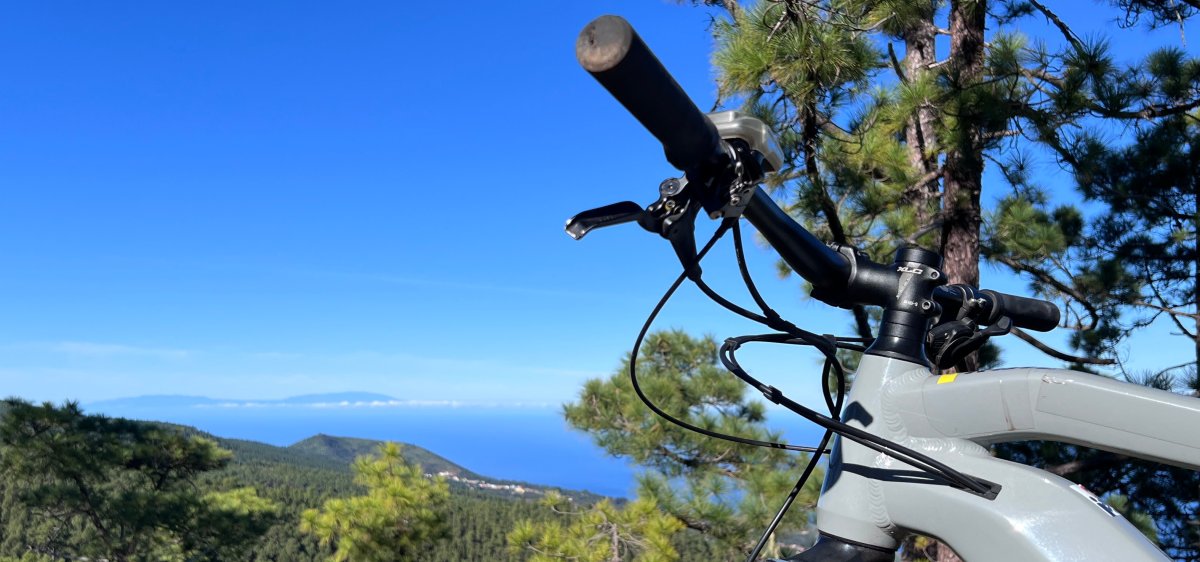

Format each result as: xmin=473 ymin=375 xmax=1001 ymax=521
xmin=902 ymin=4 xmax=940 ymax=231
xmin=940 ymin=0 xmax=987 ymax=371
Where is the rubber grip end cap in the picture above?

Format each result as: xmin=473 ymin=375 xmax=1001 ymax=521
xmin=576 ymin=15 xmax=633 ymax=73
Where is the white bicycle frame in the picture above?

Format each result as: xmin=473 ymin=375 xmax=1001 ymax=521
xmin=813 ymin=354 xmax=1200 ymax=561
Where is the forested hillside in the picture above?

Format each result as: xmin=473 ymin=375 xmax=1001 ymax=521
xmin=0 ymin=415 xmax=593 ymax=561
xmin=206 ymin=433 xmax=610 ymax=560
xmin=286 ymin=434 xmax=605 ymax=503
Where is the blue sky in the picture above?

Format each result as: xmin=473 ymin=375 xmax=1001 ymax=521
xmin=0 ymin=1 xmax=1194 ymax=405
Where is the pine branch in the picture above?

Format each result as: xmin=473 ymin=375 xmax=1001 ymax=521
xmin=1010 ymin=327 xmax=1117 ymax=365
xmin=1131 ymin=300 xmax=1200 ymax=321
xmin=1154 ymin=360 xmax=1198 ymax=379
xmin=981 ymin=129 xmax=1022 ymax=140
xmin=926 ymin=58 xmax=952 ymax=71
xmin=69 ymin=473 xmax=114 ymax=551
xmin=520 ymin=543 xmax=580 ymax=560
xmin=652 ymin=444 xmax=740 ymax=477
xmin=766 ymin=4 xmax=789 ymax=42
xmin=905 ymin=218 xmax=944 ymax=246
xmin=888 ymin=43 xmax=908 ymax=84
xmin=692 ymin=0 xmax=741 ymax=19
xmin=1027 ymin=0 xmax=1085 ymax=52
xmin=1091 ymin=97 xmax=1200 ymax=120
xmin=799 ymin=101 xmax=875 ymax=342
xmin=672 ymin=511 xmax=713 ymax=534
xmin=1019 ymin=55 xmax=1200 ymax=121
xmin=1173 ymin=0 xmax=1189 ymax=47
xmin=814 ymin=113 xmax=853 ymax=139
xmin=1149 ymin=284 xmax=1198 ymax=338
xmin=851 ymin=13 xmax=896 ymax=37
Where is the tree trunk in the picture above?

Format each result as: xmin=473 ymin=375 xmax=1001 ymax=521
xmin=804 ymin=101 xmax=875 ymax=340
xmin=940 ymin=0 xmax=987 ymax=371
xmin=610 ymin=522 xmax=621 ymax=562
xmin=1193 ymin=167 xmax=1199 ymax=369
xmin=902 ymin=4 xmax=939 ymax=231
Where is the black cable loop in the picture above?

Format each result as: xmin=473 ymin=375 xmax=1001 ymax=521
xmin=692 ymin=277 xmax=774 ymax=326
xmin=688 ymin=221 xmax=853 ymax=562
xmin=627 ymin=220 xmax=826 ymax=455
xmin=820 ymin=357 xmax=838 ymax=415
xmin=689 ymin=220 xmax=853 ymax=562
xmin=732 ymin=222 xmax=790 ymax=325
xmin=719 ymin=339 xmax=991 ymax=495
xmin=745 ymin=427 xmax=834 ymax=561
xmin=730 ymin=226 xmax=984 ymax=488
xmin=744 ymin=354 xmax=844 ymax=562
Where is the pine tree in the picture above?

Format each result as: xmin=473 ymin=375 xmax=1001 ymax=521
xmin=558 ymin=330 xmax=821 ymax=559
xmin=0 ymin=399 xmax=278 ymax=561
xmin=508 ymin=492 xmax=684 ymax=562
xmin=300 ymin=442 xmax=450 ymax=562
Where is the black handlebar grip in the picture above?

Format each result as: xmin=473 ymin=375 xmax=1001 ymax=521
xmin=979 ymin=290 xmax=1060 ymax=332
xmin=576 ymin=15 xmax=725 ymax=173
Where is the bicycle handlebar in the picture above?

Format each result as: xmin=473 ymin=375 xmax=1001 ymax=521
xmin=575 ymin=15 xmax=1061 ymax=336
xmin=979 ymin=290 xmax=1060 ymax=332
xmin=744 ymin=188 xmax=851 ymax=294
xmin=576 ymin=15 xmax=726 ymax=174
xmin=932 ymin=286 xmax=1059 ymax=332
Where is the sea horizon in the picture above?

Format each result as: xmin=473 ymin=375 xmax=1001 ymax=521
xmin=70 ymin=394 xmax=829 ymax=499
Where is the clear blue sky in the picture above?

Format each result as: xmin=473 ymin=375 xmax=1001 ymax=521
xmin=0 ymin=1 xmax=1193 ymax=405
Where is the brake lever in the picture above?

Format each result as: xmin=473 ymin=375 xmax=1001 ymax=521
xmin=565 ymin=201 xmax=646 ymax=240
xmin=981 ymin=316 xmax=1013 ymax=337
xmin=564 ymin=176 xmax=703 ymax=272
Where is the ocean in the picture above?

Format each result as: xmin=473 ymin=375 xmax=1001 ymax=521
xmin=86 ymin=403 xmax=828 ymax=498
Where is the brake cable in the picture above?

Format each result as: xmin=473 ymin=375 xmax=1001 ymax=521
xmin=626 ymin=219 xmax=827 ymax=455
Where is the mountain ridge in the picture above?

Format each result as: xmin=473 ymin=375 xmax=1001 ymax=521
xmin=211 ymin=431 xmax=607 ymax=503
xmin=87 ymin=392 xmax=401 ymax=409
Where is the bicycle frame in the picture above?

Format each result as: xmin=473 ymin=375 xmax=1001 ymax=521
xmin=810 ymin=354 xmax=1200 ymax=561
